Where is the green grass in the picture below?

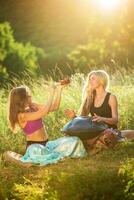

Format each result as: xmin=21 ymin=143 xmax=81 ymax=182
xmin=0 ymin=73 xmax=134 ymax=200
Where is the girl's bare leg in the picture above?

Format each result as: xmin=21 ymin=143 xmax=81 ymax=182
xmin=3 ymin=151 xmax=32 ymax=167
xmin=121 ymin=130 xmax=134 ymax=140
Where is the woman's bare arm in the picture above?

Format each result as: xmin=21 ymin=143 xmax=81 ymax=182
xmin=49 ymin=85 xmax=63 ymax=112
xmin=30 ymin=82 xmax=68 ymax=112
xmin=19 ymin=86 xmax=55 ymax=122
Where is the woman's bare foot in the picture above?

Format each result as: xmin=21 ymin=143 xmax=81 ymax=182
xmin=121 ymin=130 xmax=134 ymax=140
xmin=3 ymin=151 xmax=33 ymax=168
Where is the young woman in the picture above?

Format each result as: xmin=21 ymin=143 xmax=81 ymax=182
xmin=8 ymin=84 xmax=62 ymax=148
xmin=65 ymin=70 xmax=134 ymax=141
xmin=4 ymin=82 xmax=87 ymax=166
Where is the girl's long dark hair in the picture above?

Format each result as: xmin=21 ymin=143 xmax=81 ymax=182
xmin=8 ymin=86 xmax=29 ymax=132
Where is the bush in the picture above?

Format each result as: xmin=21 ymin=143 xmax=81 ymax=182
xmin=119 ymin=158 xmax=134 ymax=200
xmin=0 ymin=22 xmax=45 ymax=86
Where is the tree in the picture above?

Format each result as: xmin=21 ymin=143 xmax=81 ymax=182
xmin=0 ymin=22 xmax=45 ymax=85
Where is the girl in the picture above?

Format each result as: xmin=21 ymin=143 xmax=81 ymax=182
xmin=4 ymin=81 xmax=87 ymax=166
xmin=8 ymin=84 xmax=62 ymax=148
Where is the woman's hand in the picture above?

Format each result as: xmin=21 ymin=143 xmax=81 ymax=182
xmin=64 ymin=109 xmax=76 ymax=119
xmin=55 ymin=78 xmax=70 ymax=89
xmin=48 ymin=85 xmax=56 ymax=93
xmin=56 ymin=84 xmax=66 ymax=90
xmin=29 ymin=102 xmax=38 ymax=111
xmin=59 ymin=78 xmax=70 ymax=85
xmin=92 ymin=113 xmax=105 ymax=123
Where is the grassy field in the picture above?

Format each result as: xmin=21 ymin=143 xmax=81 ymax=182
xmin=0 ymin=72 xmax=134 ymax=200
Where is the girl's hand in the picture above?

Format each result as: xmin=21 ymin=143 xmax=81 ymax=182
xmin=48 ymin=85 xmax=56 ymax=93
xmin=29 ymin=102 xmax=38 ymax=110
xmin=92 ymin=113 xmax=104 ymax=122
xmin=56 ymin=84 xmax=65 ymax=90
xmin=64 ymin=109 xmax=76 ymax=119
xmin=59 ymin=78 xmax=70 ymax=85
xmin=52 ymin=79 xmax=70 ymax=90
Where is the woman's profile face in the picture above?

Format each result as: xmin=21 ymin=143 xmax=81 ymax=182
xmin=89 ymin=74 xmax=100 ymax=89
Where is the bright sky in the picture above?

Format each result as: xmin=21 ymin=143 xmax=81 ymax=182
xmin=77 ymin=0 xmax=127 ymax=13
xmin=99 ymin=0 xmax=122 ymax=11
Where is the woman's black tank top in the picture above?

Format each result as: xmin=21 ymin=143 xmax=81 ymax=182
xmin=90 ymin=92 xmax=117 ymax=129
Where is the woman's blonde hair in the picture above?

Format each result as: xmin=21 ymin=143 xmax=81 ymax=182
xmin=79 ymin=70 xmax=109 ymax=116
xmin=8 ymin=86 xmax=30 ymax=132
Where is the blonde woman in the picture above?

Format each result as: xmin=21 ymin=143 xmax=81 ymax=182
xmin=65 ymin=70 xmax=134 ymax=140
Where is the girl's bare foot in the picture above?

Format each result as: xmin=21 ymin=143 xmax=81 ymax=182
xmin=121 ymin=130 xmax=134 ymax=140
xmin=3 ymin=151 xmax=33 ymax=168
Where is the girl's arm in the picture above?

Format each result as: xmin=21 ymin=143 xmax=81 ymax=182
xmin=30 ymin=80 xmax=69 ymax=112
xmin=19 ymin=86 xmax=56 ymax=122
xmin=30 ymin=85 xmax=64 ymax=112
xmin=49 ymin=79 xmax=70 ymax=112
xmin=49 ymin=85 xmax=63 ymax=112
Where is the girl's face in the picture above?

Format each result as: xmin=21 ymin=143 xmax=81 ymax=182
xmin=89 ymin=74 xmax=100 ymax=90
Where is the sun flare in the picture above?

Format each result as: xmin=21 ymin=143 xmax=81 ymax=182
xmin=99 ymin=0 xmax=122 ymax=11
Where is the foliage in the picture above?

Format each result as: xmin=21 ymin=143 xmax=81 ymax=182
xmin=0 ymin=0 xmax=134 ymax=75
xmin=0 ymin=73 xmax=133 ymax=200
xmin=119 ymin=158 xmax=134 ymax=200
xmin=0 ymin=22 xmax=45 ymax=86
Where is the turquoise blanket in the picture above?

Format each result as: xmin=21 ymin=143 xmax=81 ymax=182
xmin=21 ymin=136 xmax=87 ymax=165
